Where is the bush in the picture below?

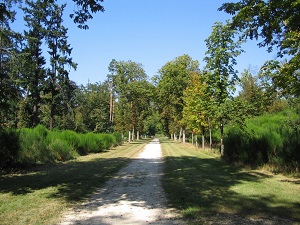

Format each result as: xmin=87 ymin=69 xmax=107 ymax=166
xmin=1 ymin=125 xmax=122 ymax=168
xmin=19 ymin=126 xmax=49 ymax=164
xmin=47 ymin=139 xmax=77 ymax=162
xmin=224 ymin=111 xmax=300 ymax=173
xmin=0 ymin=128 xmax=20 ymax=169
xmin=99 ymin=133 xmax=116 ymax=149
xmin=113 ymin=132 xmax=123 ymax=145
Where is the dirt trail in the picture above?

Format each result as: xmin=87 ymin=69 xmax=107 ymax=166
xmin=58 ymin=138 xmax=184 ymax=225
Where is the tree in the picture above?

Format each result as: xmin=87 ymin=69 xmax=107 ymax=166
xmin=204 ymin=21 xmax=243 ymax=155
xmin=20 ymin=0 xmax=47 ymax=127
xmin=219 ymin=0 xmax=300 ymax=96
xmin=1 ymin=0 xmax=105 ymax=30
xmin=156 ymin=54 xmax=200 ymax=141
xmin=182 ymin=72 xmax=209 ymax=149
xmin=75 ymin=82 xmax=111 ymax=133
xmin=108 ymin=59 xmax=149 ymax=141
xmin=237 ymin=68 xmax=264 ymax=116
xmin=43 ymin=1 xmax=77 ymax=130
xmin=0 ymin=0 xmax=22 ymax=128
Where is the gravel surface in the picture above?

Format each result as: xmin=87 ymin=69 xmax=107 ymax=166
xmin=58 ymin=138 xmax=184 ymax=225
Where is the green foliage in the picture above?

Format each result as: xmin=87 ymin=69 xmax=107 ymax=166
xmin=0 ymin=125 xmax=121 ymax=168
xmin=113 ymin=132 xmax=123 ymax=145
xmin=224 ymin=111 xmax=300 ymax=172
xmin=219 ymin=0 xmax=300 ymax=96
xmin=0 ymin=128 xmax=20 ymax=168
xmin=156 ymin=54 xmax=200 ymax=136
xmin=19 ymin=125 xmax=50 ymax=164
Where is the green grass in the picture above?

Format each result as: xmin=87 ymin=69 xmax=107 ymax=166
xmin=0 ymin=141 xmax=147 ymax=225
xmin=160 ymin=138 xmax=300 ymax=224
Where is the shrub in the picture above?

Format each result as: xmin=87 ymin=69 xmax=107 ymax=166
xmin=0 ymin=128 xmax=20 ymax=169
xmin=98 ymin=133 xmax=116 ymax=150
xmin=19 ymin=126 xmax=49 ymax=164
xmin=224 ymin=111 xmax=300 ymax=173
xmin=78 ymin=132 xmax=103 ymax=154
xmin=113 ymin=132 xmax=123 ymax=145
xmin=47 ymin=139 xmax=77 ymax=162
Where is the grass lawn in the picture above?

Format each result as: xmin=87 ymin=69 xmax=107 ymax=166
xmin=160 ymin=138 xmax=300 ymax=224
xmin=0 ymin=141 xmax=147 ymax=225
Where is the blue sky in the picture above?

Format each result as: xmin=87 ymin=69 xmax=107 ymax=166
xmin=14 ymin=0 xmax=278 ymax=85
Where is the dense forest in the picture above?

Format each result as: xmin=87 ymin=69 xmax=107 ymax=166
xmin=1 ymin=0 xmax=299 ymax=173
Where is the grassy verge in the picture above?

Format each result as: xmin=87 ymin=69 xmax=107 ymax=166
xmin=160 ymin=138 xmax=300 ymax=224
xmin=0 ymin=140 xmax=147 ymax=225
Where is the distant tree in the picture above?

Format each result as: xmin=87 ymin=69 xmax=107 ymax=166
xmin=204 ymin=21 xmax=243 ymax=155
xmin=219 ymin=0 xmax=300 ymax=96
xmin=108 ymin=60 xmax=148 ymax=141
xmin=182 ymin=72 xmax=209 ymax=149
xmin=237 ymin=69 xmax=264 ymax=116
xmin=156 ymin=54 xmax=200 ymax=142
xmin=76 ymin=82 xmax=111 ymax=133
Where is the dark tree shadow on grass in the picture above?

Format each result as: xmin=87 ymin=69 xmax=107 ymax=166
xmin=162 ymin=156 xmax=300 ymax=223
xmin=0 ymin=157 xmax=132 ymax=202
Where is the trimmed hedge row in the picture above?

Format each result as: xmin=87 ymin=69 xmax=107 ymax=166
xmin=0 ymin=125 xmax=123 ymax=168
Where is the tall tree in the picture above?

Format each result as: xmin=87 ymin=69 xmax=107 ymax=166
xmin=43 ymin=1 xmax=77 ymax=130
xmin=204 ymin=21 xmax=243 ymax=155
xmin=1 ymin=0 xmax=105 ymax=30
xmin=0 ymin=0 xmax=21 ymax=128
xmin=219 ymin=0 xmax=300 ymax=96
xmin=108 ymin=59 xmax=148 ymax=141
xmin=156 ymin=54 xmax=200 ymax=141
xmin=20 ymin=0 xmax=47 ymax=127
xmin=182 ymin=72 xmax=210 ymax=149
xmin=237 ymin=69 xmax=264 ymax=116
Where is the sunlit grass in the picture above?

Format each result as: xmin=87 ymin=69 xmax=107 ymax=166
xmin=0 ymin=141 xmax=147 ymax=225
xmin=161 ymin=138 xmax=300 ymax=223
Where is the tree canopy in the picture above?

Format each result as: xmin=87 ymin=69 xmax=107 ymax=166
xmin=219 ymin=0 xmax=300 ymax=96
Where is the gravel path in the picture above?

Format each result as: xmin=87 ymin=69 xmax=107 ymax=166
xmin=58 ymin=138 xmax=184 ymax=225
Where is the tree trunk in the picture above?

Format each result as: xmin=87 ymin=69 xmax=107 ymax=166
xmin=137 ymin=130 xmax=139 ymax=141
xmin=128 ymin=130 xmax=131 ymax=142
xmin=195 ymin=135 xmax=198 ymax=148
xmin=183 ymin=128 xmax=186 ymax=143
xmin=220 ymin=118 xmax=224 ymax=156
xmin=202 ymin=133 xmax=205 ymax=150
xmin=209 ymin=128 xmax=212 ymax=151
xmin=192 ymin=133 xmax=194 ymax=145
xmin=132 ymin=127 xmax=135 ymax=142
xmin=179 ymin=127 xmax=182 ymax=142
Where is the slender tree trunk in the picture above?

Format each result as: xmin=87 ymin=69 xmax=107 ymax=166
xmin=179 ymin=127 xmax=182 ymax=142
xmin=220 ymin=118 xmax=224 ymax=156
xmin=209 ymin=128 xmax=212 ymax=151
xmin=201 ymin=126 xmax=205 ymax=150
xmin=183 ymin=128 xmax=186 ymax=143
xmin=137 ymin=130 xmax=139 ymax=141
xmin=132 ymin=127 xmax=135 ymax=142
xmin=192 ymin=133 xmax=194 ymax=145
xmin=128 ymin=130 xmax=131 ymax=142
xmin=195 ymin=135 xmax=198 ymax=148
